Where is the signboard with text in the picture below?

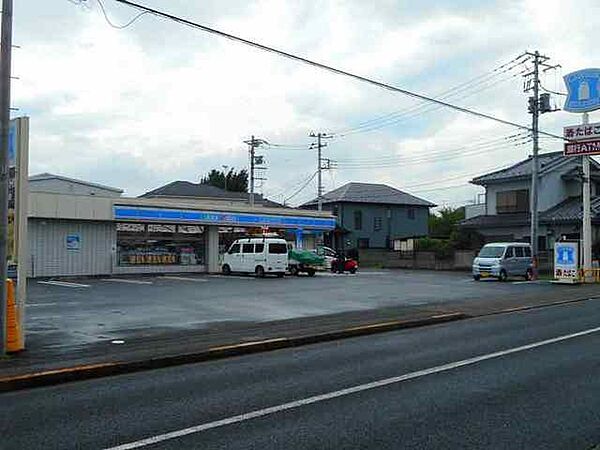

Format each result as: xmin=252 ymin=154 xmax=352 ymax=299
xmin=554 ymin=241 xmax=580 ymax=283
xmin=564 ymin=139 xmax=600 ymax=156
xmin=564 ymin=121 xmax=600 ymax=141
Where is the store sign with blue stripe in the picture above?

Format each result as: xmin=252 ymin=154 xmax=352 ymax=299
xmin=114 ymin=206 xmax=336 ymax=230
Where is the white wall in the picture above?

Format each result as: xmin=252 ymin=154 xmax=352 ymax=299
xmin=30 ymin=178 xmax=122 ymax=197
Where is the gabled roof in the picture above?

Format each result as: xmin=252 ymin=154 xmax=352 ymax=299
xmin=140 ymin=181 xmax=283 ymax=207
xmin=540 ymin=196 xmax=600 ymax=223
xmin=470 ymin=151 xmax=600 ymax=186
xmin=29 ymin=173 xmax=123 ymax=193
xmin=302 ymin=182 xmax=435 ymax=207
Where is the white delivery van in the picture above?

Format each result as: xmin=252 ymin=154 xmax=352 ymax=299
xmin=222 ymin=237 xmax=288 ymax=278
xmin=472 ymin=242 xmax=533 ymax=281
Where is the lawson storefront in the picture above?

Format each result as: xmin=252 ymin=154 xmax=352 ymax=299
xmin=27 ymin=195 xmax=336 ymax=278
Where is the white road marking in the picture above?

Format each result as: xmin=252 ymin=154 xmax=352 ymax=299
xmin=27 ymin=302 xmax=59 ymax=307
xmin=105 ymin=325 xmax=600 ymax=450
xmin=37 ymin=280 xmax=90 ymax=288
xmin=160 ymin=276 xmax=208 ymax=283
xmin=101 ymin=278 xmax=153 ymax=285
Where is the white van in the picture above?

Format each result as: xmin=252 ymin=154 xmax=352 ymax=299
xmin=222 ymin=237 xmax=288 ymax=278
xmin=472 ymin=242 xmax=533 ymax=281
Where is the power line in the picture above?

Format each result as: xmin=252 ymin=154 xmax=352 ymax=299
xmin=95 ymin=0 xmax=150 ymax=29
xmin=334 ymin=57 xmax=530 ymax=137
xmin=112 ymin=0 xmax=566 ymax=141
xmin=284 ymin=171 xmax=317 ymax=204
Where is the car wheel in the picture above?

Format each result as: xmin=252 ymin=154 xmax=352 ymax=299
xmin=307 ymin=269 xmax=316 ymax=277
xmin=499 ymin=270 xmax=508 ymax=282
xmin=222 ymin=264 xmax=231 ymax=275
xmin=525 ymin=268 xmax=533 ymax=281
xmin=473 ymin=274 xmax=481 ymax=281
xmin=255 ymin=266 xmax=265 ymax=278
xmin=289 ymin=265 xmax=299 ymax=276
xmin=349 ymin=268 xmax=357 ymax=274
xmin=276 ymin=272 xmax=284 ymax=278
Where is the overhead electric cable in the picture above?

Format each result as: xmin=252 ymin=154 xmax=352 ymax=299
xmin=112 ymin=0 xmax=566 ymax=141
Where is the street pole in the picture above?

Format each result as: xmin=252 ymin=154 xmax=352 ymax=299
xmin=317 ymin=133 xmax=323 ymax=212
xmin=530 ymin=51 xmax=540 ymax=280
xmin=582 ymin=112 xmax=592 ymax=281
xmin=0 ymin=0 xmax=13 ymax=355
xmin=249 ymin=136 xmax=255 ymax=208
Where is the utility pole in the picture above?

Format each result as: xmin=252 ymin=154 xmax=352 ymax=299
xmin=523 ymin=50 xmax=559 ymax=280
xmin=582 ymin=112 xmax=592 ymax=281
xmin=309 ymin=132 xmax=333 ymax=211
xmin=243 ymin=136 xmax=267 ymax=207
xmin=0 ymin=0 xmax=13 ymax=356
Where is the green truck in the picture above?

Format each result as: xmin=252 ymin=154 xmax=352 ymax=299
xmin=288 ymin=248 xmax=326 ymax=276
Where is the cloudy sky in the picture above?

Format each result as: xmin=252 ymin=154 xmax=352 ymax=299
xmin=13 ymin=0 xmax=600 ymax=207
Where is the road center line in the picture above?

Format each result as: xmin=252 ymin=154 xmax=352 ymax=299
xmin=105 ymin=325 xmax=600 ymax=450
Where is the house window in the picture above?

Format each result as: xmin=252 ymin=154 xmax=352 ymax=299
xmin=407 ymin=207 xmax=415 ymax=220
xmin=354 ymin=210 xmax=362 ymax=230
xmin=373 ymin=217 xmax=382 ymax=231
xmin=496 ymin=190 xmax=529 ymax=214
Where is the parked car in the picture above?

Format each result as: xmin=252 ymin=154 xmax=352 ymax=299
xmin=313 ymin=246 xmax=337 ymax=269
xmin=222 ymin=237 xmax=288 ymax=278
xmin=472 ymin=242 xmax=533 ymax=281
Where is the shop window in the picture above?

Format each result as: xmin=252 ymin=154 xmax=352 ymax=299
xmin=373 ymin=217 xmax=382 ymax=231
xmin=255 ymin=243 xmax=264 ymax=253
xmin=269 ymin=243 xmax=288 ymax=254
xmin=354 ymin=211 xmax=362 ymax=230
xmin=242 ymin=243 xmax=254 ymax=254
xmin=116 ymin=222 xmax=206 ymax=266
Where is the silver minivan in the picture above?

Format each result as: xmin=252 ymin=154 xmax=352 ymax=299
xmin=472 ymin=242 xmax=533 ymax=281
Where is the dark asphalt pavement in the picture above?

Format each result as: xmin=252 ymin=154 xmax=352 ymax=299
xmin=27 ymin=270 xmax=571 ymax=349
xmin=2 ymin=299 xmax=599 ymax=449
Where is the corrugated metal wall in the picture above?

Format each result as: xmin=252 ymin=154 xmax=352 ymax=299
xmin=29 ymin=219 xmax=115 ymax=277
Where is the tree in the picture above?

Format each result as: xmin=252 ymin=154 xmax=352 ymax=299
xmin=200 ymin=168 xmax=248 ymax=193
xmin=428 ymin=207 xmax=465 ymax=239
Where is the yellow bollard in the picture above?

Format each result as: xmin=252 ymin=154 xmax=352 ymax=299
xmin=6 ymin=278 xmax=24 ymax=353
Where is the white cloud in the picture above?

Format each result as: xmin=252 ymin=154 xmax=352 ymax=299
xmin=12 ymin=0 xmax=600 ymax=204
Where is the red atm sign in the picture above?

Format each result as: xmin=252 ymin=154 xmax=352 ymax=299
xmin=564 ymin=139 xmax=600 ymax=156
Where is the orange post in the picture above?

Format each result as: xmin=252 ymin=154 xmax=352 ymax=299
xmin=6 ymin=278 xmax=23 ymax=352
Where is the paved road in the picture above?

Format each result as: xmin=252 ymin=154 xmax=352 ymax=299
xmin=2 ymin=299 xmax=599 ymax=449
xmin=27 ymin=270 xmax=565 ymax=348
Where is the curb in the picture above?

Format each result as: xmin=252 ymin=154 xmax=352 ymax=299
xmin=0 ymin=312 xmax=467 ymax=392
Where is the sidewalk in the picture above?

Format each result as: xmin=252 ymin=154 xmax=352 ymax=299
xmin=1 ymin=283 xmax=599 ymax=391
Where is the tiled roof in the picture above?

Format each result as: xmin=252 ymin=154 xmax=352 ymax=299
xmin=469 ymin=151 xmax=593 ymax=185
xmin=302 ymin=182 xmax=435 ymax=207
xmin=460 ymin=213 xmax=529 ymax=229
xmin=140 ymin=181 xmax=282 ymax=207
xmin=460 ymin=196 xmax=600 ymax=228
xmin=540 ymin=196 xmax=600 ymax=223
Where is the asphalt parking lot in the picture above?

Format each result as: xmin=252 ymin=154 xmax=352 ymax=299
xmin=23 ymin=269 xmax=567 ymax=350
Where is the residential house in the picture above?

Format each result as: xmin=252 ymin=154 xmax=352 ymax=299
xmin=140 ymin=181 xmax=282 ymax=208
xmin=302 ymin=182 xmax=435 ymax=250
xmin=461 ymin=151 xmax=600 ymax=251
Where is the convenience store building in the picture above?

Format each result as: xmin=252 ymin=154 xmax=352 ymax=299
xmin=27 ymin=174 xmax=336 ymax=278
